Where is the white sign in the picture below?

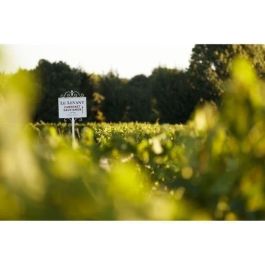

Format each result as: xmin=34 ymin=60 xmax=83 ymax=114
xmin=58 ymin=97 xmax=87 ymax=118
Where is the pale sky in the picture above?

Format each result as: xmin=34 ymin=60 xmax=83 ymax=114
xmin=2 ymin=45 xmax=194 ymax=78
xmin=1 ymin=0 xmax=259 ymax=78
xmin=1 ymin=0 xmax=263 ymax=81
xmin=1 ymin=0 xmax=196 ymax=78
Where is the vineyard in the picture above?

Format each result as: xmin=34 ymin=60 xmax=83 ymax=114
xmin=0 ymin=57 xmax=265 ymax=220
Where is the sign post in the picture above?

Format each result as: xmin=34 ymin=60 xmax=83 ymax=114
xmin=58 ymin=90 xmax=87 ymax=147
xmin=71 ymin=117 xmax=75 ymax=143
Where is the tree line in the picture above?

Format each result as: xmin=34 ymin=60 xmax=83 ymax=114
xmin=2 ymin=44 xmax=265 ymax=123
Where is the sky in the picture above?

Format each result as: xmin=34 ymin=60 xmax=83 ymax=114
xmin=2 ymin=44 xmax=194 ymax=78
xmin=0 ymin=0 xmax=197 ymax=78
xmin=1 ymin=0 xmax=262 ymax=78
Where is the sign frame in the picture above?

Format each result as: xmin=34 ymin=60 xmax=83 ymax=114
xmin=58 ymin=90 xmax=87 ymax=147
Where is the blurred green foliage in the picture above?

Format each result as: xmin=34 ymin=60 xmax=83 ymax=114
xmin=1 ymin=47 xmax=265 ymax=219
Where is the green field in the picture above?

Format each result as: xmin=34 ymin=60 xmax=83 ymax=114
xmin=0 ymin=55 xmax=265 ymax=220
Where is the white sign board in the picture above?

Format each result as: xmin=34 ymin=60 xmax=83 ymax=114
xmin=58 ymin=97 xmax=87 ymax=118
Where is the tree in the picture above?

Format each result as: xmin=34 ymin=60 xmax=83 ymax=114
xmin=33 ymin=59 xmax=94 ymax=122
xmin=123 ymin=74 xmax=152 ymax=122
xmin=149 ymin=67 xmax=196 ymax=123
xmin=98 ymin=72 xmax=128 ymax=122
xmin=188 ymin=44 xmax=265 ymax=104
